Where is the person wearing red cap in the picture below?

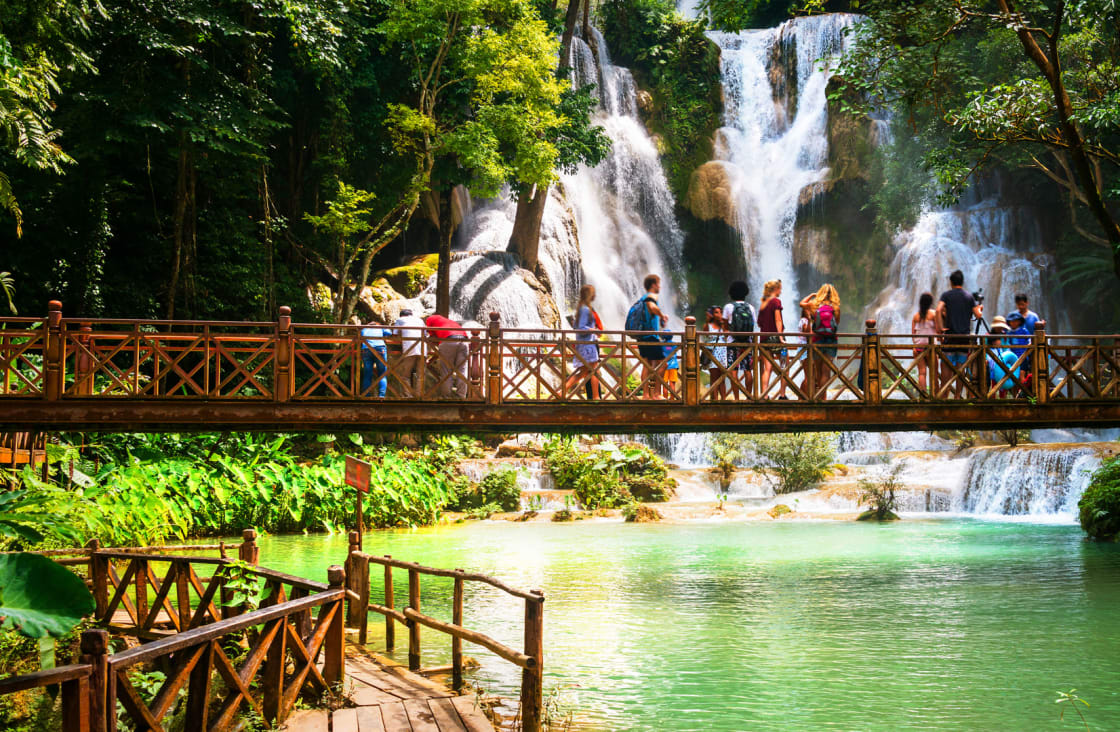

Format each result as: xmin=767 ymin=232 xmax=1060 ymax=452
xmin=425 ymin=314 xmax=469 ymax=398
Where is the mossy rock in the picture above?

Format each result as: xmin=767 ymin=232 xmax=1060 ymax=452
xmin=768 ymin=504 xmax=792 ymax=519
xmin=551 ymin=509 xmax=574 ymax=522
xmin=857 ymin=509 xmax=901 ymax=521
xmin=625 ymin=505 xmax=663 ymax=523
xmin=379 ymin=254 xmax=439 ymax=298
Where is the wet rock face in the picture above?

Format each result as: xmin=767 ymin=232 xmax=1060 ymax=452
xmin=768 ymin=28 xmax=798 ymax=132
xmin=825 ymin=76 xmax=874 ymax=182
xmin=686 ymin=161 xmax=736 ymax=227
xmin=380 ymin=254 xmax=439 ymax=298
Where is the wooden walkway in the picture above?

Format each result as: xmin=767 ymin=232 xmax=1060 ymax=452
xmin=282 ymin=644 xmax=494 ymax=732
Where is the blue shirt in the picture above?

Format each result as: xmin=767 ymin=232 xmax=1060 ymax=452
xmin=1007 ymin=309 xmax=1040 ymax=335
xmin=1007 ymin=325 xmax=1031 ymax=356
xmin=361 ymin=327 xmax=390 ymax=350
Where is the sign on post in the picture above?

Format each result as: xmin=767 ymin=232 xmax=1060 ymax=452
xmin=345 ymin=455 xmax=371 ymax=493
xmin=345 ymin=456 xmax=371 ymax=550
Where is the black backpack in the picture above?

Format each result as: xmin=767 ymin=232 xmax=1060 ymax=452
xmin=730 ymin=302 xmax=754 ymax=344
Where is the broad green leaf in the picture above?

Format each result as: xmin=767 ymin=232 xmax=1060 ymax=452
xmin=0 ymin=554 xmax=94 ymax=639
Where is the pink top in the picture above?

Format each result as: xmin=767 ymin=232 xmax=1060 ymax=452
xmin=913 ymin=314 xmax=937 ymax=346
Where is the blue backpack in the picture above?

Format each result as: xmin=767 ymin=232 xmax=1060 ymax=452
xmin=625 ymin=295 xmax=661 ymax=341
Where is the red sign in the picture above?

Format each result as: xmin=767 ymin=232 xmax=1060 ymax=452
xmin=344 ymin=456 xmax=371 ymax=493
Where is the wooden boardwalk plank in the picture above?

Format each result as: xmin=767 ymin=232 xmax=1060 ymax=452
xmin=428 ymin=698 xmax=468 ymax=732
xmin=403 ymin=699 xmax=440 ymax=732
xmin=449 ymin=696 xmax=494 ymax=732
xmin=282 ymin=708 xmax=330 ymax=732
xmin=379 ymin=701 xmax=413 ymax=732
xmin=333 ymin=708 xmax=360 ymax=732
xmin=356 ymin=706 xmax=387 ymax=732
xmin=352 ymin=684 xmax=405 ymax=706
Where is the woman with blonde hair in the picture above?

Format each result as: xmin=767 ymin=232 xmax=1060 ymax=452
xmin=799 ymin=284 xmax=841 ymax=397
xmin=758 ymin=279 xmax=787 ymax=399
xmin=565 ymin=284 xmax=601 ymax=399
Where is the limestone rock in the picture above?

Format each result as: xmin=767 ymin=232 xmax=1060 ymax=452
xmin=826 ymin=76 xmax=875 ymax=182
xmin=767 ymin=504 xmax=792 ymax=519
xmin=686 ymin=161 xmax=737 ymax=226
xmin=379 ymin=254 xmax=439 ymax=298
xmin=626 ymin=505 xmax=663 ymax=523
xmin=636 ymin=89 xmax=654 ymax=120
xmin=516 ymin=268 xmax=561 ymax=329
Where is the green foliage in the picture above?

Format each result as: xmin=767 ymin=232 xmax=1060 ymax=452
xmin=744 ymin=433 xmax=837 ymax=494
xmin=1056 ymin=689 xmax=1091 ymax=732
xmin=598 ymin=0 xmax=723 ymax=199
xmin=448 ymin=465 xmax=523 ymax=513
xmin=222 ymin=561 xmax=266 ymax=612
xmin=856 ymin=463 xmax=902 ymax=521
xmin=0 ymin=553 xmax=94 ymax=640
xmin=544 ymin=437 xmax=674 ymax=507
xmin=1078 ymin=455 xmax=1120 ymax=541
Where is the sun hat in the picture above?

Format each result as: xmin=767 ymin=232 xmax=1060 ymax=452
xmin=989 ymin=315 xmax=1010 ymax=333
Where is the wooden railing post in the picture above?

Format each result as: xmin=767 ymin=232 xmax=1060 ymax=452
xmin=520 ymin=590 xmax=545 ymax=732
xmin=80 ymin=629 xmax=108 ymax=732
xmin=384 ymin=556 xmax=395 ymax=651
xmin=407 ymin=568 xmax=421 ymax=670
xmin=262 ymin=617 xmax=286 ymax=723
xmin=75 ymin=323 xmax=93 ymax=396
xmin=87 ymin=539 xmax=107 ymax=621
xmin=1034 ymin=320 xmax=1049 ymax=404
xmin=863 ymin=319 xmax=881 ymax=404
xmin=184 ymin=639 xmax=213 ymax=729
xmin=44 ymin=300 xmax=63 ymax=400
xmin=239 ymin=529 xmax=259 ymax=565
xmin=683 ymin=316 xmax=699 ymax=406
xmin=487 ymin=312 xmax=502 ymax=405
xmin=276 ymin=306 xmax=293 ymax=402
xmin=324 ymin=565 xmax=346 ymax=685
xmin=134 ymin=558 xmax=148 ymax=629
xmin=452 ymin=570 xmax=464 ymax=691
xmin=345 ymin=531 xmax=368 ymax=632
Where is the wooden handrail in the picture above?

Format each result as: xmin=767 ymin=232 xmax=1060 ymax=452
xmin=401 ymin=607 xmax=535 ymax=669
xmin=109 ymin=589 xmax=344 ymax=669
xmin=0 ymin=663 xmax=91 ymax=694
xmin=354 ymin=552 xmax=542 ymax=601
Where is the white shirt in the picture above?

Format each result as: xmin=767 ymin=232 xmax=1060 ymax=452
xmin=722 ymin=301 xmax=757 ymax=333
xmin=393 ymin=314 xmax=426 ymax=358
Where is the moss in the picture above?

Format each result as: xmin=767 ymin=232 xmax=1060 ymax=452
xmin=624 ymin=504 xmax=664 ymax=522
xmin=551 ymin=509 xmax=575 ymax=522
xmin=857 ymin=509 xmax=900 ymax=521
xmin=377 ymin=253 xmax=439 ymax=298
xmin=768 ymin=504 xmax=792 ymax=518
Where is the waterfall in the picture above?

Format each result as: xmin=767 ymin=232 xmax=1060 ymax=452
xmin=958 ymin=446 xmax=1101 ymax=517
xmin=868 ymin=178 xmax=1057 ymax=334
xmin=707 ymin=14 xmax=859 ymax=305
xmin=562 ymin=30 xmax=687 ymax=327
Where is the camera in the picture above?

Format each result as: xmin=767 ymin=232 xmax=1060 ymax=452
xmin=972 ymin=288 xmax=984 ymax=305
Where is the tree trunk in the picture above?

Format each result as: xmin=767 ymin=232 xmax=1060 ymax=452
xmin=581 ymin=0 xmax=591 ymax=41
xmin=559 ymin=0 xmax=581 ymax=70
xmin=508 ymin=185 xmax=549 ymax=274
xmin=436 ymin=187 xmax=454 ymax=316
xmin=167 ymin=133 xmax=190 ymax=320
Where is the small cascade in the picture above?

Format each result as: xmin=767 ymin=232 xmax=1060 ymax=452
xmin=868 ymin=178 xmax=1057 ymax=333
xmin=707 ymin=14 xmax=859 ymax=304
xmin=957 ymin=445 xmax=1102 ymax=517
xmin=562 ymin=30 xmax=688 ymax=326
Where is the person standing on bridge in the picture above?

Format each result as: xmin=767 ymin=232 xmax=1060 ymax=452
xmin=758 ymin=279 xmax=788 ymax=399
xmin=723 ymin=280 xmax=756 ymax=400
xmin=565 ymin=284 xmax=602 ymax=400
xmin=626 ymin=274 xmax=668 ymax=399
xmin=393 ymin=308 xmax=427 ymax=398
xmin=912 ymin=292 xmax=938 ymax=392
xmin=425 ymin=313 xmax=470 ymax=398
xmin=360 ymin=321 xmax=391 ymax=398
xmin=936 ymin=270 xmax=983 ymax=398
xmin=800 ymin=284 xmax=841 ymax=398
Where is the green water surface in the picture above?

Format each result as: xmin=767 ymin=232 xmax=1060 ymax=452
xmin=258 ymin=519 xmax=1120 ymax=731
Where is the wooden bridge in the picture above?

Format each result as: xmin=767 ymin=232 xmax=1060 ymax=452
xmin=2 ymin=301 xmax=1120 ymax=432
xmin=0 ymin=531 xmax=538 ymax=731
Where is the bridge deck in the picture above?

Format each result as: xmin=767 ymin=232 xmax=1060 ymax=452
xmin=281 ymin=645 xmax=494 ymax=732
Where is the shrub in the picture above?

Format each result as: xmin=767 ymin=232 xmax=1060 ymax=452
xmin=1079 ymin=456 xmax=1120 ymax=541
xmin=448 ymin=466 xmax=523 ymax=513
xmin=574 ymin=470 xmax=632 ymax=510
xmin=857 ymin=463 xmax=903 ymax=521
xmin=745 ymin=433 xmax=838 ymax=494
xmin=545 ymin=438 xmax=675 ymax=506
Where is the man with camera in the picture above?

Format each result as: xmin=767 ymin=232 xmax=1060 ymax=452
xmin=936 ymin=269 xmax=984 ymax=397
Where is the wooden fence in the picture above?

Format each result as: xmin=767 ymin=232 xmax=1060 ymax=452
xmin=0 ymin=532 xmax=346 ymax=732
xmin=2 ymin=301 xmax=1118 ymax=407
xmin=344 ymin=533 xmax=545 ymax=732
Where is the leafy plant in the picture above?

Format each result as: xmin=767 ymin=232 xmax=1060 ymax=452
xmin=1056 ymin=689 xmax=1090 ymax=732
xmin=744 ymin=433 xmax=838 ymax=495
xmin=221 ymin=561 xmax=266 ymax=612
xmin=1078 ymin=456 xmax=1120 ymax=541
xmin=0 ymin=553 xmax=95 ymax=670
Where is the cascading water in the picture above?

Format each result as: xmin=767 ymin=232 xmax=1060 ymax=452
xmin=707 ymin=14 xmax=859 ymax=304
xmin=446 ymin=28 xmax=687 ymax=328
xmin=958 ymin=445 xmax=1102 ymax=517
xmin=563 ymin=30 xmax=687 ymax=326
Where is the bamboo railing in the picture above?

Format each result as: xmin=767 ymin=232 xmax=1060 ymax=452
xmin=344 ymin=532 xmax=545 ymax=732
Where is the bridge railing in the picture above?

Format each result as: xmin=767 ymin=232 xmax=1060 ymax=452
xmin=5 ymin=301 xmax=1120 ymax=405
xmin=344 ymin=533 xmax=545 ymax=732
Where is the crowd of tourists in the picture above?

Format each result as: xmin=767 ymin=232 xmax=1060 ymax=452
xmin=358 ymin=268 xmax=1041 ymax=400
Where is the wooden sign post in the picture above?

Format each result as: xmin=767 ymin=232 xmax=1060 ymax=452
xmin=344 ymin=456 xmax=371 ymax=549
